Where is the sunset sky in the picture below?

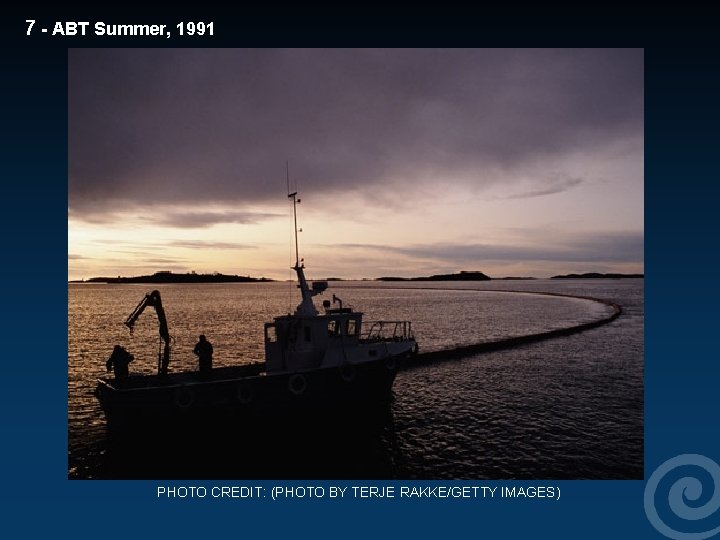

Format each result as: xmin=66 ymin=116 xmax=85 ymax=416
xmin=68 ymin=48 xmax=643 ymax=281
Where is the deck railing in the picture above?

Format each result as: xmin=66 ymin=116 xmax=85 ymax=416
xmin=362 ymin=320 xmax=413 ymax=341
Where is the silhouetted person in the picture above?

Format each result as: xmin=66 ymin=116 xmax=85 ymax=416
xmin=106 ymin=345 xmax=133 ymax=381
xmin=193 ymin=335 xmax=213 ymax=376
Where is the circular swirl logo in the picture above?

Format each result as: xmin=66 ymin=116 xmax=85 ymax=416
xmin=645 ymin=454 xmax=720 ymax=540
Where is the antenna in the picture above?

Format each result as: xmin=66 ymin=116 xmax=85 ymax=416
xmin=286 ymin=160 xmax=290 ymax=196
xmin=286 ymin=161 xmax=300 ymax=268
xmin=285 ymin=162 xmax=317 ymax=316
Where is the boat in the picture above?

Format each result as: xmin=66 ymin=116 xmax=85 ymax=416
xmin=95 ymin=188 xmax=418 ymax=435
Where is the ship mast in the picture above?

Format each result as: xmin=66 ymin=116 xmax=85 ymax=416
xmin=287 ymin=162 xmax=300 ymax=268
xmin=287 ymin=163 xmax=319 ymax=316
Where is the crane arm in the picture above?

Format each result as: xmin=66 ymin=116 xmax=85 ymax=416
xmin=124 ymin=290 xmax=170 ymax=345
xmin=124 ymin=290 xmax=171 ymax=375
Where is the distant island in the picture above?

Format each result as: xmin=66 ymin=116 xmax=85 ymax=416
xmin=377 ymin=271 xmax=491 ymax=282
xmin=71 ymin=269 xmax=644 ymax=284
xmin=375 ymin=270 xmax=644 ymax=281
xmin=551 ymin=272 xmax=644 ymax=279
xmin=75 ymin=271 xmax=274 ymax=284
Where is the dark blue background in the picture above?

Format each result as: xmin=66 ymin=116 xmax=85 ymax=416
xmin=2 ymin=7 xmax=719 ymax=539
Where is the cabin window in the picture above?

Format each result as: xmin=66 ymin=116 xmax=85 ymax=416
xmin=304 ymin=326 xmax=312 ymax=342
xmin=265 ymin=325 xmax=277 ymax=343
xmin=328 ymin=320 xmax=337 ymax=335
xmin=347 ymin=320 xmax=356 ymax=336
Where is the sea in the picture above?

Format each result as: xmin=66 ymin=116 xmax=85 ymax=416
xmin=68 ymin=279 xmax=643 ymax=479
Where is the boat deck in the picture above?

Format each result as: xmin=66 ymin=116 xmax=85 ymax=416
xmin=99 ymin=362 xmax=265 ymax=390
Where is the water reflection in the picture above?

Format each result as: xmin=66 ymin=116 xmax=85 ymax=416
xmin=69 ymin=280 xmax=643 ymax=480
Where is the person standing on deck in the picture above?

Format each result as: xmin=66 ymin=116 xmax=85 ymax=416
xmin=106 ymin=345 xmax=134 ymax=381
xmin=193 ymin=334 xmax=213 ymax=376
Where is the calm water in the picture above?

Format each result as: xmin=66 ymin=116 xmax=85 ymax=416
xmin=68 ymin=279 xmax=643 ymax=479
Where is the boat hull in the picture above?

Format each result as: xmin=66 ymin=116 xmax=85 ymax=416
xmin=96 ymin=355 xmax=404 ymax=436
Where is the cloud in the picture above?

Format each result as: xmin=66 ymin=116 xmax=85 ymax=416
xmin=331 ymin=230 xmax=643 ymax=264
xmin=142 ymin=257 xmax=189 ymax=264
xmin=81 ymin=240 xmax=255 ymax=251
xmin=68 ymin=208 xmax=124 ymax=225
xmin=68 ymin=205 xmax=281 ymax=227
xmin=106 ymin=248 xmax=168 ymax=255
xmin=150 ymin=210 xmax=282 ymax=228
xmin=168 ymin=240 xmax=257 ymax=250
xmin=498 ymin=175 xmax=585 ymax=200
xmin=69 ymin=48 xmax=643 ymax=216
